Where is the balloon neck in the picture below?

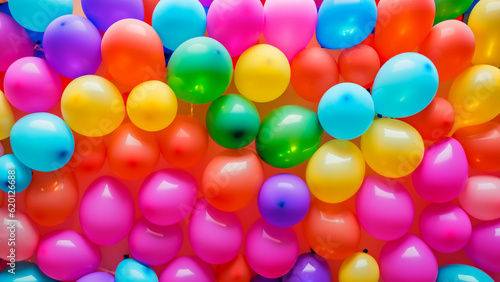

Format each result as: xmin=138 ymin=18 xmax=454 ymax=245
xmin=363 ymin=249 xmax=368 ymax=253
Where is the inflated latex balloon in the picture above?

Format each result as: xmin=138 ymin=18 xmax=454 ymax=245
xmin=0 ymin=13 xmax=32 ymax=71
xmin=235 ymin=45 xmax=290 ymax=104
xmin=0 ymin=210 xmax=39 ymax=261
xmin=437 ymin=264 xmax=494 ymax=282
xmin=82 ymin=0 xmax=144 ymax=31
xmin=0 ymin=154 xmax=32 ymax=193
xmin=0 ymin=90 xmax=14 ymax=140
xmin=412 ymin=138 xmax=468 ymax=203
xmin=256 ymin=106 xmax=323 ymax=168
xmin=0 ymin=261 xmax=56 ymax=282
xmin=339 ymin=251 xmax=379 ymax=282
xmin=77 ymin=272 xmax=115 ymax=282
xmin=469 ymin=0 xmax=500 ymax=67
xmin=68 ymin=134 xmax=107 ymax=174
xmin=115 ymin=259 xmax=158 ymax=282
xmin=9 ymin=0 xmax=73 ymax=32
xmin=283 ymin=253 xmax=331 ymax=282
xmin=360 ymin=118 xmax=424 ymax=178
xmin=464 ymin=219 xmax=500 ymax=272
xmin=434 ymin=0 xmax=473 ymax=24
xmin=338 ymin=45 xmax=380 ymax=88
xmin=160 ymin=256 xmax=214 ymax=282
xmin=215 ymin=255 xmax=252 ymax=282
xmin=459 ymin=176 xmax=500 ymax=221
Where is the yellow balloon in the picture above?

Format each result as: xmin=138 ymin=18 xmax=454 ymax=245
xmin=361 ymin=118 xmax=424 ymax=178
xmin=234 ymin=44 xmax=291 ymax=103
xmin=61 ymin=75 xmax=125 ymax=137
xmin=339 ymin=251 xmax=380 ymax=282
xmin=0 ymin=90 xmax=14 ymax=140
xmin=448 ymin=65 xmax=500 ymax=129
xmin=469 ymin=0 xmax=500 ymax=67
xmin=127 ymin=81 xmax=178 ymax=132
xmin=306 ymin=140 xmax=365 ymax=203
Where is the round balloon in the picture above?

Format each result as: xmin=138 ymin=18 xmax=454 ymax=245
xmin=82 ymin=0 xmax=144 ymax=31
xmin=160 ymin=256 xmax=214 ymax=282
xmin=459 ymin=175 xmax=500 ymax=221
xmin=437 ymin=264 xmax=494 ymax=282
xmin=0 ymin=13 xmax=32 ymax=71
xmin=77 ymin=272 xmax=115 ymax=282
xmin=464 ymin=219 xmax=500 ymax=272
xmin=68 ymin=134 xmax=107 ymax=174
xmin=0 ymin=154 xmax=32 ymax=193
xmin=0 ymin=210 xmax=39 ymax=262
xmin=339 ymin=251 xmax=379 ymax=282
xmin=0 ymin=261 xmax=56 ymax=282
xmin=215 ymin=255 xmax=252 ymax=282
xmin=338 ymin=45 xmax=380 ymax=88
xmin=283 ymin=253 xmax=331 ymax=282
xmin=469 ymin=0 xmax=500 ymax=67
xmin=9 ymin=0 xmax=73 ymax=32
xmin=115 ymin=259 xmax=158 ymax=282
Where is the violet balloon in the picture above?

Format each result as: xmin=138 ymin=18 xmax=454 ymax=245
xmin=81 ymin=0 xmax=144 ymax=31
xmin=77 ymin=272 xmax=115 ymax=282
xmin=282 ymin=253 xmax=331 ymax=282
xmin=459 ymin=175 xmax=500 ymax=220
xmin=160 ymin=256 xmax=215 ymax=282
xmin=464 ymin=219 xmax=500 ymax=272
xmin=0 ymin=13 xmax=32 ymax=71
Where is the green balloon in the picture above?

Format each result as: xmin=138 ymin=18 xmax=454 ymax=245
xmin=256 ymin=105 xmax=323 ymax=168
xmin=167 ymin=37 xmax=233 ymax=104
xmin=434 ymin=0 xmax=473 ymax=24
xmin=206 ymin=94 xmax=260 ymax=149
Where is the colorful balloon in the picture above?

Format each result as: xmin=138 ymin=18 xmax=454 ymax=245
xmin=338 ymin=45 xmax=380 ymax=88
xmin=437 ymin=264 xmax=494 ymax=282
xmin=77 ymin=272 xmax=115 ymax=282
xmin=0 ymin=13 xmax=32 ymax=71
xmin=68 ymin=134 xmax=107 ymax=174
xmin=0 ymin=154 xmax=32 ymax=193
xmin=251 ymin=276 xmax=279 ymax=282
xmin=339 ymin=251 xmax=379 ymax=282
xmin=459 ymin=175 xmax=500 ymax=221
xmin=0 ymin=210 xmax=39 ymax=261
xmin=82 ymin=0 xmax=144 ymax=31
xmin=9 ymin=0 xmax=73 ymax=32
xmin=115 ymin=259 xmax=158 ymax=282
xmin=464 ymin=219 xmax=500 ymax=272
xmin=160 ymin=256 xmax=215 ymax=282
xmin=0 ymin=90 xmax=14 ymax=140
xmin=0 ymin=261 xmax=56 ymax=282
xmin=434 ymin=0 xmax=473 ymax=24
xmin=283 ymin=253 xmax=331 ymax=282
xmin=215 ymin=255 xmax=252 ymax=282
xmin=469 ymin=0 xmax=500 ymax=67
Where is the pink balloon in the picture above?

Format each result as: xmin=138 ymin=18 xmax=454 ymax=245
xmin=207 ymin=0 xmax=264 ymax=57
xmin=189 ymin=198 xmax=243 ymax=264
xmin=160 ymin=256 xmax=215 ymax=282
xmin=139 ymin=169 xmax=198 ymax=226
xmin=459 ymin=175 xmax=500 ymax=221
xmin=79 ymin=176 xmax=134 ymax=246
xmin=412 ymin=138 xmax=468 ymax=203
xmin=419 ymin=203 xmax=471 ymax=253
xmin=0 ymin=210 xmax=39 ymax=261
xmin=245 ymin=218 xmax=299 ymax=278
xmin=129 ymin=218 xmax=182 ymax=266
xmin=0 ymin=13 xmax=33 ymax=71
xmin=263 ymin=0 xmax=317 ymax=61
xmin=464 ymin=219 xmax=500 ymax=272
xmin=3 ymin=57 xmax=62 ymax=113
xmin=355 ymin=175 xmax=414 ymax=241
xmin=37 ymin=230 xmax=101 ymax=281
xmin=379 ymin=234 xmax=438 ymax=282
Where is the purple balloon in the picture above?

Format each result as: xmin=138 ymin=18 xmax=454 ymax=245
xmin=81 ymin=0 xmax=144 ymax=31
xmin=0 ymin=12 xmax=33 ymax=71
xmin=43 ymin=15 xmax=102 ymax=79
xmin=282 ymin=253 xmax=331 ymax=282
xmin=464 ymin=219 xmax=500 ymax=272
xmin=258 ymin=173 xmax=311 ymax=227
xmin=77 ymin=272 xmax=115 ymax=282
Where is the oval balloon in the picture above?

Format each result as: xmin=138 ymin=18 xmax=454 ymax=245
xmin=283 ymin=253 xmax=331 ymax=282
xmin=338 ymin=44 xmax=380 ymax=88
xmin=437 ymin=264 xmax=494 ymax=282
xmin=0 ymin=210 xmax=39 ymax=261
xmin=459 ymin=175 xmax=500 ymax=221
xmin=82 ymin=0 xmax=144 ymax=31
xmin=9 ymin=0 xmax=73 ymax=32
xmin=68 ymin=134 xmax=107 ymax=174
xmin=115 ymin=259 xmax=158 ymax=282
xmin=469 ymin=0 xmax=500 ymax=67
xmin=339 ymin=251 xmax=379 ymax=282
xmin=160 ymin=256 xmax=214 ymax=282
xmin=464 ymin=219 xmax=500 ymax=272
xmin=0 ymin=13 xmax=32 ymax=71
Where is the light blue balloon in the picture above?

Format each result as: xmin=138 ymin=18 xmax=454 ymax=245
xmin=318 ymin=83 xmax=374 ymax=140
xmin=9 ymin=0 xmax=73 ymax=32
xmin=0 ymin=261 xmax=57 ymax=282
xmin=115 ymin=259 xmax=158 ymax=282
xmin=152 ymin=0 xmax=206 ymax=51
xmin=372 ymin=52 xmax=439 ymax=118
xmin=10 ymin=113 xmax=74 ymax=172
xmin=0 ymin=154 xmax=32 ymax=193
xmin=437 ymin=264 xmax=494 ymax=282
xmin=316 ymin=0 xmax=377 ymax=49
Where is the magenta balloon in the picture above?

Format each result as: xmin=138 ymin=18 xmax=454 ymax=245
xmin=459 ymin=175 xmax=500 ymax=220
xmin=37 ymin=230 xmax=101 ymax=281
xmin=355 ymin=175 xmax=414 ymax=241
xmin=81 ymin=0 xmax=144 ymax=31
xmin=464 ymin=219 xmax=500 ymax=272
xmin=0 ymin=210 xmax=39 ymax=261
xmin=207 ymin=0 xmax=264 ymax=57
xmin=160 ymin=256 xmax=215 ymax=282
xmin=129 ymin=218 xmax=182 ymax=266
xmin=419 ymin=203 xmax=471 ymax=253
xmin=79 ymin=176 xmax=134 ymax=246
xmin=379 ymin=234 xmax=438 ymax=282
xmin=0 ymin=13 xmax=32 ymax=71
xmin=412 ymin=138 xmax=468 ymax=203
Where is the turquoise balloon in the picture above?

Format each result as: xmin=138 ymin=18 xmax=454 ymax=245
xmin=10 ymin=113 xmax=74 ymax=172
xmin=0 ymin=154 xmax=32 ymax=193
xmin=372 ymin=52 xmax=439 ymax=118
xmin=115 ymin=259 xmax=158 ymax=282
xmin=9 ymin=0 xmax=73 ymax=32
xmin=318 ymin=83 xmax=374 ymax=140
xmin=0 ymin=261 xmax=57 ymax=282
xmin=437 ymin=264 xmax=494 ymax=282
xmin=152 ymin=0 xmax=206 ymax=51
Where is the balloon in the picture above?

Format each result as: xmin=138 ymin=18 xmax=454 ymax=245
xmin=101 ymin=19 xmax=165 ymax=87
xmin=338 ymin=45 xmax=380 ymax=88
xmin=106 ymin=123 xmax=160 ymax=180
xmin=160 ymin=256 xmax=215 ymax=282
xmin=459 ymin=175 xmax=500 ymax=221
xmin=316 ymin=0 xmax=377 ymax=49
xmin=339 ymin=251 xmax=379 ymax=282
xmin=245 ymin=219 xmax=299 ymax=278
xmin=302 ymin=200 xmax=360 ymax=260
xmin=37 ymin=230 xmax=101 ymax=281
xmin=81 ymin=0 xmax=144 ymax=31
xmin=0 ymin=90 xmax=14 ymax=140
xmin=0 ymin=261 xmax=56 ymax=282
xmin=115 ymin=259 xmax=158 ymax=282
xmin=469 ymin=0 xmax=500 ymax=67
xmin=215 ymin=255 xmax=252 ymax=282
xmin=152 ymin=0 xmax=206 ymax=51
xmin=0 ymin=210 xmax=39 ymax=261
xmin=4 ymin=57 xmax=62 ymax=112
xmin=0 ymin=13 xmax=32 ymax=71
xmin=256 ymin=106 xmax=323 ymax=168
xmin=355 ymin=175 xmax=414 ymax=241
xmin=360 ymin=118 xmax=424 ymax=178
xmin=283 ymin=253 xmax=331 ymax=282
xmin=167 ymin=37 xmax=232 ymax=104
xmin=77 ymin=272 xmax=115 ymax=282
xmin=434 ymin=0 xmax=473 ymax=24
xmin=10 ymin=113 xmax=74 ymax=172
xmin=68 ymin=134 xmax=107 ymax=174
xmin=189 ymin=198 xmax=243 ymax=264
xmin=0 ymin=154 xmax=32 ymax=193
xmin=207 ymin=0 xmax=264 ymax=57
xmin=201 ymin=149 xmax=264 ymax=212
xmin=437 ymin=264 xmax=494 ymax=282
xmin=318 ymin=83 xmax=374 ymax=140
xmin=139 ymin=169 xmax=198 ymax=225
xmin=129 ymin=218 xmax=182 ymax=266
xmin=144 ymin=0 xmax=161 ymax=25
xmin=372 ymin=52 xmax=439 ymax=118
xmin=290 ymin=47 xmax=339 ymax=102
xmin=206 ymin=94 xmax=260 ymax=149
xmin=258 ymin=173 xmax=311 ymax=228
xmin=234 ymin=44 xmax=290 ymax=103
xmin=159 ymin=115 xmax=208 ymax=168
xmin=25 ymin=170 xmax=78 ymax=226
xmin=464 ymin=219 xmax=500 ymax=272
xmin=9 ymin=0 xmax=73 ymax=32
xmin=412 ymin=138 xmax=468 ymax=203
xmin=306 ymin=140 xmax=365 ymax=203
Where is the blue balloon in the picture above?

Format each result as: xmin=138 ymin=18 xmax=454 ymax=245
xmin=372 ymin=52 xmax=439 ymax=118
xmin=318 ymin=83 xmax=374 ymax=140
xmin=283 ymin=253 xmax=331 ymax=282
xmin=8 ymin=0 xmax=73 ymax=32
xmin=115 ymin=259 xmax=158 ymax=282
xmin=152 ymin=0 xmax=207 ymax=51
xmin=0 ymin=154 xmax=32 ymax=193
xmin=316 ymin=0 xmax=377 ymax=49
xmin=437 ymin=264 xmax=494 ymax=282
xmin=10 ymin=113 xmax=74 ymax=172
xmin=0 ymin=261 xmax=57 ymax=282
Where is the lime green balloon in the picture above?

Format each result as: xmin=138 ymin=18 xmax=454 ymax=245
xmin=256 ymin=105 xmax=324 ymax=168
xmin=167 ymin=37 xmax=233 ymax=104
xmin=434 ymin=0 xmax=473 ymax=24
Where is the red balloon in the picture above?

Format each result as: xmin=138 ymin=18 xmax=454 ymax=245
xmin=215 ymin=254 xmax=252 ymax=282
xmin=68 ymin=134 xmax=107 ymax=174
xmin=338 ymin=45 xmax=380 ymax=88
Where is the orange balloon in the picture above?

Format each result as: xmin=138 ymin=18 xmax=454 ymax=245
xmin=215 ymin=254 xmax=252 ymax=282
xmin=302 ymin=199 xmax=360 ymax=260
xmin=201 ymin=149 xmax=264 ymax=212
xmin=159 ymin=115 xmax=209 ymax=169
xmin=338 ymin=45 xmax=380 ymax=88
xmin=106 ymin=123 xmax=160 ymax=180
xmin=101 ymin=19 xmax=166 ymax=87
xmin=419 ymin=20 xmax=475 ymax=82
xmin=67 ymin=134 xmax=107 ymax=174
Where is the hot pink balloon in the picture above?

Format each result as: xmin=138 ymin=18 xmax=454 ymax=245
xmin=0 ymin=13 xmax=33 ymax=71
xmin=412 ymin=138 xmax=468 ymax=203
xmin=379 ymin=234 xmax=438 ymax=282
xmin=37 ymin=230 xmax=101 ymax=281
xmin=459 ymin=175 xmax=500 ymax=221
xmin=0 ymin=210 xmax=39 ymax=261
xmin=355 ymin=175 xmax=414 ymax=241
xmin=160 ymin=256 xmax=215 ymax=282
xmin=129 ymin=218 xmax=183 ymax=266
xmin=419 ymin=203 xmax=471 ymax=253
xmin=464 ymin=219 xmax=500 ymax=272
